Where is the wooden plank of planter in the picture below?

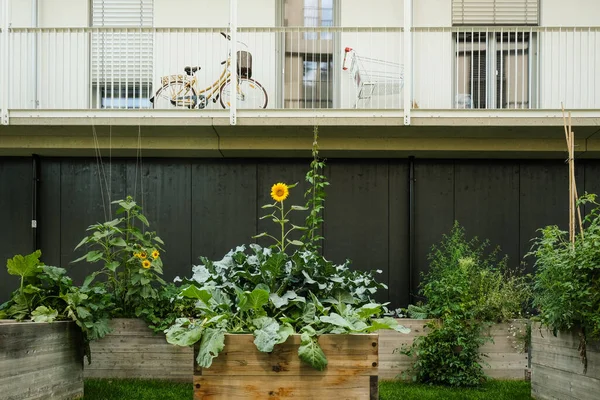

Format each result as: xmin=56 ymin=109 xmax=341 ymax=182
xmin=194 ymin=333 xmax=378 ymax=399
xmin=0 ymin=320 xmax=84 ymax=400
xmin=199 ymin=334 xmax=378 ymax=376
xmin=193 ymin=375 xmax=377 ymax=400
xmin=85 ymin=318 xmax=193 ymax=382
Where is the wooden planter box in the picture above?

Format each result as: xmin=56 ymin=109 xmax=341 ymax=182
xmin=531 ymin=322 xmax=600 ymax=400
xmin=0 ymin=320 xmax=84 ymax=400
xmin=378 ymin=319 xmax=529 ymax=380
xmin=194 ymin=333 xmax=379 ymax=399
xmin=84 ymin=318 xmax=193 ymax=382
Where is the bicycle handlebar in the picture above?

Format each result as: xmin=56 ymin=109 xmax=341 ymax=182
xmin=220 ymin=32 xmax=231 ymax=41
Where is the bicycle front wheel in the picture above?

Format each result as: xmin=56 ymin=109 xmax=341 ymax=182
xmin=152 ymin=81 xmax=197 ymax=109
xmin=219 ymin=78 xmax=268 ymax=109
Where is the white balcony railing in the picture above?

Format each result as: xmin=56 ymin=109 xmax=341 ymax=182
xmin=0 ymin=25 xmax=599 ymax=122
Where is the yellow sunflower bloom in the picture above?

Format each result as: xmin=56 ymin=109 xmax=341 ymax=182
xmin=151 ymin=250 xmax=160 ymax=259
xmin=139 ymin=251 xmax=147 ymax=260
xmin=271 ymin=182 xmax=289 ymax=202
xmin=142 ymin=260 xmax=151 ymax=269
xmin=133 ymin=252 xmax=141 ymax=258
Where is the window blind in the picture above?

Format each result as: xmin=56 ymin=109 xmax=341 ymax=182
xmin=452 ymin=0 xmax=539 ymax=25
xmin=92 ymin=0 xmax=153 ymax=84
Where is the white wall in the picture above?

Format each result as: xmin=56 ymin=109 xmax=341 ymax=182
xmin=540 ymin=0 xmax=600 ymax=26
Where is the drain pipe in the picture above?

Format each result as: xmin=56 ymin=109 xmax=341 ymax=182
xmin=408 ymin=156 xmax=416 ymax=304
xmin=32 ymin=154 xmax=40 ymax=251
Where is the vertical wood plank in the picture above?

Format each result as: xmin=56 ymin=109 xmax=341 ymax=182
xmin=389 ymin=160 xmax=410 ymax=309
xmin=191 ymin=160 xmax=257 ymax=261
xmin=39 ymin=157 xmax=62 ymax=267
xmin=414 ymin=160 xmax=454 ymax=298
xmin=324 ymin=161 xmax=390 ymax=303
xmin=0 ymin=157 xmax=33 ymax=303
xmin=455 ymin=161 xmax=520 ymax=268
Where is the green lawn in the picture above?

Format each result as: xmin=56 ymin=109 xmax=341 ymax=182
xmin=84 ymin=379 xmax=192 ymax=400
xmin=84 ymin=378 xmax=531 ymax=400
xmin=379 ymin=380 xmax=532 ymax=400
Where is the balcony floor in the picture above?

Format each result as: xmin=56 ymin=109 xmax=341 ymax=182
xmin=1 ymin=109 xmax=599 ymax=159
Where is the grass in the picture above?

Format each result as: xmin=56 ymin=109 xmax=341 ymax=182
xmin=83 ymin=379 xmax=192 ymax=400
xmin=84 ymin=378 xmax=531 ymax=399
xmin=379 ymin=380 xmax=532 ymax=400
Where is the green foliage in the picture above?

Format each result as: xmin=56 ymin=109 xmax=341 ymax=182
xmin=73 ymin=196 xmax=166 ymax=317
xmin=402 ymin=318 xmax=490 ymax=386
xmin=301 ymin=125 xmax=329 ymax=251
xmin=423 ymin=222 xmax=531 ymax=323
xmin=402 ymin=222 xmax=531 ymax=387
xmin=529 ymin=193 xmax=600 ymax=371
xmin=134 ymin=282 xmax=197 ymax=333
xmin=0 ymin=251 xmax=112 ymax=362
xmin=165 ymin=244 xmax=408 ymax=370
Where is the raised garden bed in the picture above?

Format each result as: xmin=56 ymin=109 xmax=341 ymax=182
xmin=193 ymin=333 xmax=379 ymax=399
xmin=0 ymin=320 xmax=84 ymax=400
xmin=84 ymin=318 xmax=193 ymax=382
xmin=531 ymin=322 xmax=600 ymax=400
xmin=379 ymin=319 xmax=529 ymax=380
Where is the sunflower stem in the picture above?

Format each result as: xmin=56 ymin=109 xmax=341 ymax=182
xmin=280 ymin=201 xmax=286 ymax=252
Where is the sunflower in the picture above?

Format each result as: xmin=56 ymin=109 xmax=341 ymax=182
xmin=133 ymin=252 xmax=141 ymax=258
xmin=139 ymin=251 xmax=147 ymax=259
xmin=142 ymin=260 xmax=151 ymax=269
xmin=151 ymin=250 xmax=160 ymax=259
xmin=271 ymin=182 xmax=289 ymax=202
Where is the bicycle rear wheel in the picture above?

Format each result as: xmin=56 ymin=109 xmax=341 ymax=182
xmin=219 ymin=78 xmax=268 ymax=109
xmin=152 ymin=81 xmax=197 ymax=109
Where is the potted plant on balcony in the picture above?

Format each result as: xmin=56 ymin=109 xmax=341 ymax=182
xmin=0 ymin=250 xmax=111 ymax=399
xmin=72 ymin=197 xmax=194 ymax=381
xmin=165 ymin=129 xmax=409 ymax=399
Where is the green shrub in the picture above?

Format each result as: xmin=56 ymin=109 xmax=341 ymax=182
xmin=402 ymin=222 xmax=531 ymax=386
xmin=529 ymin=193 xmax=600 ymax=372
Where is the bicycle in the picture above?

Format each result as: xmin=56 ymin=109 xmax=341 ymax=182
xmin=151 ymin=32 xmax=268 ymax=109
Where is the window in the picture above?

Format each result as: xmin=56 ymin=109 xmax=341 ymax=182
xmin=455 ymin=31 xmax=533 ymax=109
xmin=452 ymin=0 xmax=539 ymax=25
xmin=92 ymin=0 xmax=154 ymax=109
xmin=283 ymin=0 xmax=337 ymax=109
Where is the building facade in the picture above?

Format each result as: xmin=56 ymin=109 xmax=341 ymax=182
xmin=1 ymin=0 xmax=599 ymax=306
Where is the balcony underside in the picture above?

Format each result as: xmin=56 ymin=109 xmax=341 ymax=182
xmin=1 ymin=109 xmax=599 ymax=159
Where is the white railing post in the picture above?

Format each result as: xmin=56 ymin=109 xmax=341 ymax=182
xmin=403 ymin=0 xmax=412 ymax=125
xmin=1 ymin=0 xmax=9 ymax=124
xmin=229 ymin=0 xmax=237 ymax=126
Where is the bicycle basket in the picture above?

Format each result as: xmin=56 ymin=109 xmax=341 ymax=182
xmin=161 ymin=74 xmax=186 ymax=86
xmin=236 ymin=50 xmax=252 ymax=79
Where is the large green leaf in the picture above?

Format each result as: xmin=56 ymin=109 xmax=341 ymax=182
xmin=298 ymin=332 xmax=328 ymax=371
xmin=366 ymin=317 xmax=411 ymax=334
xmin=253 ymin=317 xmax=280 ymax=353
xmin=7 ymin=250 xmax=42 ymax=278
xmin=196 ymin=328 xmax=225 ymax=368
xmin=31 ymin=306 xmax=58 ymax=322
xmin=319 ymin=312 xmax=354 ymax=330
xmin=356 ymin=303 xmax=382 ymax=319
xmin=277 ymin=323 xmax=294 ymax=344
xmin=165 ymin=318 xmax=204 ymax=347
xmin=269 ymin=291 xmax=297 ymax=308
xmin=302 ymin=303 xmax=317 ymax=324
xmin=181 ymin=285 xmax=212 ymax=305
xmin=239 ymin=288 xmax=269 ymax=311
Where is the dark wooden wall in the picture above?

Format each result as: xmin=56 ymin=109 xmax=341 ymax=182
xmin=1 ymin=157 xmax=595 ymax=308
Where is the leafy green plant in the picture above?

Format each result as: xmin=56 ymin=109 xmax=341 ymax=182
xmin=528 ymin=193 xmax=600 ymax=372
xmin=0 ymin=250 xmax=112 ymax=361
xmin=165 ymin=137 xmax=409 ymax=370
xmin=402 ymin=222 xmax=531 ymax=386
xmin=73 ymin=196 xmax=166 ymax=317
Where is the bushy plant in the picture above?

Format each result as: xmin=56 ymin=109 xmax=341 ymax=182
xmin=529 ymin=193 xmax=600 ymax=372
xmin=0 ymin=250 xmax=112 ymax=360
xmin=73 ymin=196 xmax=166 ymax=318
xmin=402 ymin=222 xmax=531 ymax=386
xmin=165 ymin=128 xmax=409 ymax=370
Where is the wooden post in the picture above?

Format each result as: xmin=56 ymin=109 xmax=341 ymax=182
xmin=561 ymin=104 xmax=584 ymax=243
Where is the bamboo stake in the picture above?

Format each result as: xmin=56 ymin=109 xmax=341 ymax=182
xmin=561 ymin=104 xmax=584 ymax=242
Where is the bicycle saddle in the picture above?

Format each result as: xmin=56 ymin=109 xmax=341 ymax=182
xmin=184 ymin=66 xmax=201 ymax=75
